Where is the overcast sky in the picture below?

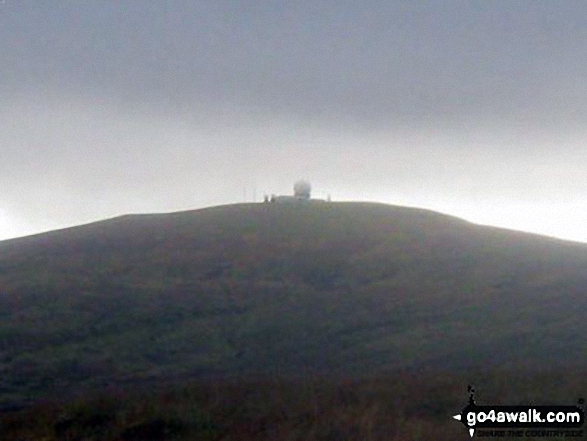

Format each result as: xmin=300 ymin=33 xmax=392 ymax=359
xmin=1 ymin=1 xmax=587 ymax=242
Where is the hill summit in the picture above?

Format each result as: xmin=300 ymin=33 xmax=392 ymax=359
xmin=1 ymin=202 xmax=586 ymax=403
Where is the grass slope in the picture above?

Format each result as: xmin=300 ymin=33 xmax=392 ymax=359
xmin=0 ymin=202 xmax=586 ymax=404
xmin=3 ymin=369 xmax=586 ymax=440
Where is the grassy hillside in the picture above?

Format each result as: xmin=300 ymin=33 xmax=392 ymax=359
xmin=1 ymin=201 xmax=587 ymax=405
xmin=3 ymin=369 xmax=586 ymax=440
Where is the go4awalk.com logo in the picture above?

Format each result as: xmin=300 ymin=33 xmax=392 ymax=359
xmin=453 ymin=386 xmax=585 ymax=438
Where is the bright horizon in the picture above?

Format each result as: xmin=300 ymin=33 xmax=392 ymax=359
xmin=1 ymin=194 xmax=585 ymax=245
xmin=1 ymin=2 xmax=586 ymax=245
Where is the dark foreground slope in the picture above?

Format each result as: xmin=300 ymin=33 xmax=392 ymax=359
xmin=0 ymin=202 xmax=586 ymax=403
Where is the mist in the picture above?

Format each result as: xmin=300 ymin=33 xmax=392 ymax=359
xmin=1 ymin=1 xmax=586 ymax=242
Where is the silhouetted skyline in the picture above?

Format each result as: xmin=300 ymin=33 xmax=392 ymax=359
xmin=1 ymin=1 xmax=586 ymax=242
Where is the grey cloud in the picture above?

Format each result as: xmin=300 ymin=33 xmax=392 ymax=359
xmin=2 ymin=1 xmax=587 ymax=130
xmin=1 ymin=1 xmax=587 ymax=241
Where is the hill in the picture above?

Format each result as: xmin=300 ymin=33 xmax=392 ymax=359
xmin=1 ymin=201 xmax=586 ymax=404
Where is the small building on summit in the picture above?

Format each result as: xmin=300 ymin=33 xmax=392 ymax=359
xmin=269 ymin=180 xmax=315 ymax=203
xmin=293 ymin=180 xmax=311 ymax=200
